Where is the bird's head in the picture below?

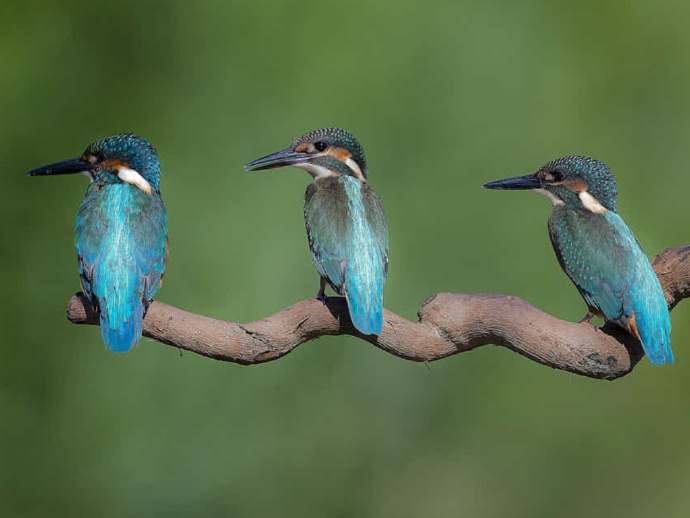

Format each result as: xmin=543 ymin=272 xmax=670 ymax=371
xmin=27 ymin=133 xmax=161 ymax=195
xmin=245 ymin=127 xmax=368 ymax=182
xmin=483 ymin=155 xmax=618 ymax=213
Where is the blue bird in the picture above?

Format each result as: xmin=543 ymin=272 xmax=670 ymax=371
xmin=27 ymin=134 xmax=168 ymax=352
xmin=245 ymin=128 xmax=388 ymax=335
xmin=483 ymin=156 xmax=673 ymax=365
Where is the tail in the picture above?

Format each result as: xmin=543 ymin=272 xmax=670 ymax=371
xmin=344 ymin=254 xmax=385 ymax=336
xmin=631 ymin=289 xmax=673 ymax=365
xmin=99 ymin=298 xmax=145 ymax=353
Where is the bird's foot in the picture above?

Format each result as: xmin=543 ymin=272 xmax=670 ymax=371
xmin=579 ymin=312 xmax=595 ymax=324
xmin=316 ymin=290 xmax=328 ymax=305
xmin=316 ymin=278 xmax=328 ymax=305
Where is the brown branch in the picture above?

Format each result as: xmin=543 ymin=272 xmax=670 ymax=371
xmin=66 ymin=246 xmax=690 ymax=381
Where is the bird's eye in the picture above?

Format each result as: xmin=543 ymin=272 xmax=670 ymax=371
xmin=84 ymin=153 xmax=102 ymax=164
xmin=314 ymin=141 xmax=329 ymax=152
xmin=549 ymin=170 xmax=564 ymax=182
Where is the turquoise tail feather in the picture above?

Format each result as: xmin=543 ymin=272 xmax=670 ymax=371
xmin=345 ymin=278 xmax=383 ymax=335
xmin=76 ymin=183 xmax=167 ymax=353
xmin=100 ymin=299 xmax=144 ymax=353
xmin=342 ymin=177 xmax=386 ymax=336
xmin=344 ymin=248 xmax=384 ymax=336
xmin=633 ymin=290 xmax=673 ymax=365
xmin=303 ymin=175 xmax=388 ymax=337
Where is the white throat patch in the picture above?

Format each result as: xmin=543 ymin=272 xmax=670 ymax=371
xmin=118 ymin=167 xmax=152 ymax=195
xmin=533 ymin=188 xmax=564 ymax=206
xmin=579 ymin=190 xmax=608 ymax=213
xmin=344 ymin=158 xmax=366 ymax=182
xmin=294 ymin=162 xmax=338 ymax=179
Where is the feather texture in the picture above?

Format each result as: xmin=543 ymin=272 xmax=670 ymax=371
xmin=548 ymin=205 xmax=672 ymax=364
xmin=304 ymin=176 xmax=388 ymax=335
xmin=76 ymin=183 xmax=167 ymax=352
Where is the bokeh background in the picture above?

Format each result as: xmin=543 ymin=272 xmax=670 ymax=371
xmin=2 ymin=0 xmax=689 ymax=516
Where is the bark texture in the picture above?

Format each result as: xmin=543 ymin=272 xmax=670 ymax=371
xmin=66 ymin=246 xmax=690 ymax=380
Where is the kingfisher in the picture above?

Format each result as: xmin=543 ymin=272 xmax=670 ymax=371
xmin=483 ymin=156 xmax=673 ymax=365
xmin=245 ymin=128 xmax=388 ymax=335
xmin=27 ymin=134 xmax=168 ymax=352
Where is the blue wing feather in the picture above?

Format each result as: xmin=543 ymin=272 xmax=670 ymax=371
xmin=549 ymin=207 xmax=672 ymax=364
xmin=304 ymin=177 xmax=388 ymax=335
xmin=76 ymin=183 xmax=167 ymax=352
xmin=304 ymin=189 xmax=347 ymax=288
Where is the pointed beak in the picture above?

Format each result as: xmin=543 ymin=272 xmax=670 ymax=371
xmin=244 ymin=148 xmax=312 ymax=172
xmin=26 ymin=157 xmax=91 ymax=178
xmin=482 ymin=174 xmax=542 ymax=190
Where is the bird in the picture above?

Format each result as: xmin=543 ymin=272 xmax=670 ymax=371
xmin=483 ymin=155 xmax=672 ymax=365
xmin=27 ymin=133 xmax=168 ymax=352
xmin=245 ymin=128 xmax=388 ymax=335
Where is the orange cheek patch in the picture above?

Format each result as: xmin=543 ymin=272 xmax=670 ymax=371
xmin=563 ymin=179 xmax=588 ymax=193
xmin=102 ymin=160 xmax=129 ymax=170
xmin=295 ymin=144 xmax=309 ymax=153
xmin=326 ymin=147 xmax=352 ymax=162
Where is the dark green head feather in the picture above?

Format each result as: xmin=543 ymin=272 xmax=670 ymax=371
xmin=537 ymin=156 xmax=617 ymax=212
xmin=483 ymin=155 xmax=618 ymax=213
xmin=292 ymin=127 xmax=368 ymax=179
xmin=27 ymin=133 xmax=162 ymax=195
xmin=84 ymin=133 xmax=162 ymax=191
xmin=245 ymin=127 xmax=369 ymax=181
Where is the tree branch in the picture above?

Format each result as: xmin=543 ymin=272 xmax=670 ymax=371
xmin=66 ymin=246 xmax=690 ymax=380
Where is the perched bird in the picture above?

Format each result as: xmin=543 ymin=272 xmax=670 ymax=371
xmin=27 ymin=134 xmax=168 ymax=352
xmin=245 ymin=128 xmax=388 ymax=335
xmin=483 ymin=156 xmax=672 ymax=365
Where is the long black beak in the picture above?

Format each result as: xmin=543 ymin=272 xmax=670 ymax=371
xmin=244 ymin=148 xmax=312 ymax=172
xmin=26 ymin=157 xmax=91 ymax=177
xmin=482 ymin=174 xmax=542 ymax=190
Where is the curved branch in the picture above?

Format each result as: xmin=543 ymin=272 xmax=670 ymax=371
xmin=66 ymin=246 xmax=690 ymax=380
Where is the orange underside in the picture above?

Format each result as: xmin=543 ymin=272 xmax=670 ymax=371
xmin=159 ymin=237 xmax=169 ymax=290
xmin=624 ymin=312 xmax=641 ymax=340
xmin=594 ymin=305 xmax=641 ymax=340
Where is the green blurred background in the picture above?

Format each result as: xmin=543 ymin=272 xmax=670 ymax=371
xmin=2 ymin=0 xmax=689 ymax=516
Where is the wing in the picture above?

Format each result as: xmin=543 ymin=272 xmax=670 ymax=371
xmin=304 ymin=178 xmax=349 ymax=291
xmin=548 ymin=207 xmax=672 ymax=364
xmin=304 ymin=177 xmax=389 ymax=335
xmin=76 ymin=184 xmax=167 ymax=352
xmin=342 ymin=179 xmax=388 ymax=334
xmin=363 ymin=184 xmax=389 ymax=282
xmin=549 ymin=207 xmax=631 ymax=319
